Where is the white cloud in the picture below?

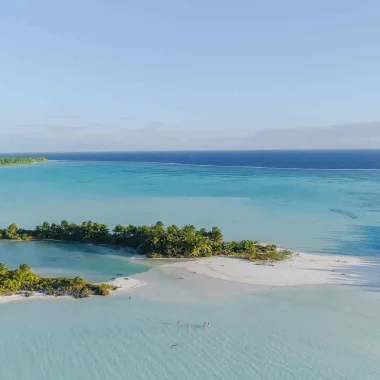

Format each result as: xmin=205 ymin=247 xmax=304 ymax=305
xmin=0 ymin=122 xmax=379 ymax=152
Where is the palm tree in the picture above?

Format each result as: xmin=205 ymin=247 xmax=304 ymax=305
xmin=3 ymin=278 xmax=19 ymax=292
xmin=36 ymin=222 xmax=51 ymax=239
xmin=19 ymin=264 xmax=32 ymax=273
xmin=0 ymin=263 xmax=8 ymax=276
xmin=209 ymin=227 xmax=223 ymax=243
xmin=190 ymin=237 xmax=212 ymax=257
xmin=5 ymin=223 xmax=19 ymax=240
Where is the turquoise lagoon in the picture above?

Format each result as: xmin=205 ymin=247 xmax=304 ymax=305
xmin=0 ymin=160 xmax=380 ymax=380
xmin=1 ymin=160 xmax=379 ymax=254
xmin=0 ymin=240 xmax=149 ymax=281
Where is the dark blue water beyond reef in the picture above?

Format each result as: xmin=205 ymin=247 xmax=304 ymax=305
xmin=1 ymin=150 xmax=380 ymax=169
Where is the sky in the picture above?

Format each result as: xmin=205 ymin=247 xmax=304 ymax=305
xmin=1 ymin=0 xmax=379 ymax=151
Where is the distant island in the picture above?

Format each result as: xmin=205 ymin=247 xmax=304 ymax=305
xmin=0 ymin=263 xmax=116 ymax=298
xmin=0 ymin=157 xmax=48 ymax=166
xmin=0 ymin=220 xmax=292 ymax=261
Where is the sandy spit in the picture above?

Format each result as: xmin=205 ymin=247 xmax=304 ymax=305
xmin=161 ymin=252 xmax=380 ymax=288
xmin=0 ymin=276 xmax=146 ymax=305
xmin=107 ymin=276 xmax=147 ymax=293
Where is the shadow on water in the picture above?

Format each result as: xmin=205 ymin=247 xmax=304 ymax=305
xmin=303 ymin=224 xmax=380 ymax=292
xmin=299 ymin=256 xmax=380 ymax=293
xmin=32 ymin=240 xmax=140 ymax=258
xmin=337 ymin=260 xmax=380 ymax=293
xmin=329 ymin=208 xmax=358 ymax=220
xmin=161 ymin=322 xmax=205 ymax=329
xmin=315 ymin=224 xmax=380 ymax=257
xmin=0 ymin=240 xmax=150 ymax=279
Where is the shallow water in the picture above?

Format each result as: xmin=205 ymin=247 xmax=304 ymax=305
xmin=0 ymin=241 xmax=148 ymax=282
xmin=1 ymin=281 xmax=380 ymax=380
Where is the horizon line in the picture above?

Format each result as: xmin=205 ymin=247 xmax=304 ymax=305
xmin=1 ymin=148 xmax=380 ymax=155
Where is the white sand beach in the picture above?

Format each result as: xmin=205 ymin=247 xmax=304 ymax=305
xmin=2 ymin=252 xmax=379 ymax=304
xmin=0 ymin=292 xmax=63 ymax=304
xmin=107 ymin=276 xmax=147 ymax=293
xmin=162 ymin=252 xmax=380 ymax=288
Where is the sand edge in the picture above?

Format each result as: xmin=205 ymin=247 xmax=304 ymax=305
xmin=161 ymin=252 xmax=380 ymax=288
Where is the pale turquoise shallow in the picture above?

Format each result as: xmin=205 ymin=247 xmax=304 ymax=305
xmin=0 ymin=161 xmax=380 ymax=380
xmin=0 ymin=241 xmax=148 ymax=282
xmin=1 ymin=283 xmax=380 ymax=380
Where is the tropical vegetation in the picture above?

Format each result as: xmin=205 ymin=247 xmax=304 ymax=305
xmin=0 ymin=157 xmax=48 ymax=166
xmin=0 ymin=263 xmax=115 ymax=298
xmin=0 ymin=220 xmax=292 ymax=261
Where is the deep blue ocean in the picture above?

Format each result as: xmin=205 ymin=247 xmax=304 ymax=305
xmin=2 ymin=149 xmax=380 ymax=169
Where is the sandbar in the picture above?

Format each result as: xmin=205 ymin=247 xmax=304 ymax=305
xmin=161 ymin=252 xmax=380 ymax=288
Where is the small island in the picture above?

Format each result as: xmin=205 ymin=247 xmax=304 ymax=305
xmin=0 ymin=263 xmax=116 ymax=298
xmin=0 ymin=157 xmax=48 ymax=166
xmin=0 ymin=222 xmax=375 ymax=302
xmin=0 ymin=220 xmax=292 ymax=261
xmin=0 ymin=220 xmax=292 ymax=300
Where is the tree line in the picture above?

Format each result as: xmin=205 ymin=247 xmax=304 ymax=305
xmin=0 ymin=220 xmax=292 ymax=261
xmin=0 ymin=157 xmax=48 ymax=166
xmin=0 ymin=263 xmax=115 ymax=297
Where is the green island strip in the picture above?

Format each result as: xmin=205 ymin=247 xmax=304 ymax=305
xmin=0 ymin=263 xmax=115 ymax=297
xmin=0 ymin=220 xmax=292 ymax=261
xmin=0 ymin=221 xmax=292 ymax=299
xmin=0 ymin=157 xmax=48 ymax=166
